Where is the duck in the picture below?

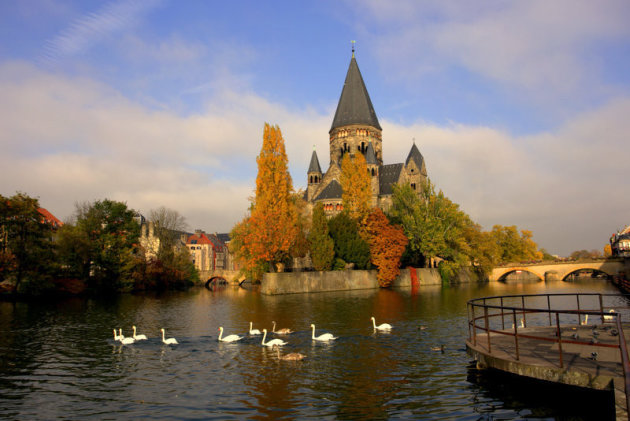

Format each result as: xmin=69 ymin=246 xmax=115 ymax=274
xmin=262 ymin=329 xmax=287 ymax=347
xmin=161 ymin=328 xmax=178 ymax=345
xmin=431 ymin=345 xmax=445 ymax=353
xmin=132 ymin=326 xmax=148 ymax=341
xmin=276 ymin=347 xmax=305 ymax=361
xmin=272 ymin=321 xmax=293 ymax=335
xmin=310 ymin=324 xmax=336 ymax=341
xmin=371 ymin=317 xmax=392 ymax=331
xmin=249 ymin=322 xmax=261 ymax=335
xmin=218 ymin=327 xmax=242 ymax=342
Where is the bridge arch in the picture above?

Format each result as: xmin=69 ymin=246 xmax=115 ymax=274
xmin=561 ymin=268 xmax=613 ymax=282
xmin=496 ymin=268 xmax=544 ymax=283
xmin=205 ymin=276 xmax=228 ymax=289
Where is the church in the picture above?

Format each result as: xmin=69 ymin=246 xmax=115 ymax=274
xmin=305 ymin=50 xmax=427 ymax=214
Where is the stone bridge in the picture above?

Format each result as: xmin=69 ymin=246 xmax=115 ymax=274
xmin=198 ymin=269 xmax=245 ymax=288
xmin=490 ymin=258 xmax=627 ymax=282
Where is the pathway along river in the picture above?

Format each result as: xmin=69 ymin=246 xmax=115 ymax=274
xmin=0 ymin=278 xmax=623 ymax=419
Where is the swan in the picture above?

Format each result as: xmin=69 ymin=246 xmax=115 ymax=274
xmin=249 ymin=322 xmax=261 ymax=335
xmin=310 ymin=324 xmax=336 ymax=341
xmin=118 ymin=330 xmax=135 ymax=345
xmin=261 ymin=329 xmax=287 ymax=347
xmin=580 ymin=314 xmax=589 ymax=325
xmin=218 ymin=327 xmax=242 ymax=342
xmin=603 ymin=309 xmax=615 ymax=321
xmin=132 ymin=325 xmax=148 ymax=340
xmin=272 ymin=321 xmax=292 ymax=335
xmin=276 ymin=347 xmax=305 ymax=361
xmin=161 ymin=328 xmax=178 ymax=345
xmin=113 ymin=329 xmax=122 ymax=341
xmin=371 ymin=317 xmax=392 ymax=331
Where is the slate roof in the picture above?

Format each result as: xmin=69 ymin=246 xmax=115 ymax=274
xmin=308 ymin=150 xmax=322 ymax=173
xmin=365 ymin=142 xmax=377 ymax=165
xmin=330 ymin=56 xmax=381 ymax=132
xmin=216 ymin=233 xmax=231 ymax=244
xmin=314 ymin=179 xmax=343 ymax=201
xmin=379 ymin=163 xmax=404 ymax=195
xmin=405 ymin=143 xmax=424 ymax=170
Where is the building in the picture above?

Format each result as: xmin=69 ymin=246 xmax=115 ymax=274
xmin=305 ymin=49 xmax=427 ymax=214
xmin=186 ymin=230 xmax=229 ymax=272
xmin=611 ymin=225 xmax=630 ymax=258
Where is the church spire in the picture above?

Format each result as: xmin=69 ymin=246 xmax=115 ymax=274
xmin=330 ymin=51 xmax=381 ymax=133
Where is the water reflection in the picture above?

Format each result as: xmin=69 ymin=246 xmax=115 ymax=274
xmin=0 ymin=279 xmax=622 ymax=419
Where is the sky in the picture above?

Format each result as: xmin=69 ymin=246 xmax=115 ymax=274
xmin=1 ymin=0 xmax=629 ymax=256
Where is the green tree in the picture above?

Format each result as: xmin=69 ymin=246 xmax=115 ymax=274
xmin=328 ymin=211 xmax=371 ymax=269
xmin=307 ymin=203 xmax=335 ymax=271
xmin=340 ymin=152 xmax=371 ymax=221
xmin=72 ymin=199 xmax=140 ymax=293
xmin=491 ymin=225 xmax=542 ymax=263
xmin=0 ymin=192 xmax=56 ymax=294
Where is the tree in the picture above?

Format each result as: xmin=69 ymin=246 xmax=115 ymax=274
xmin=231 ymin=123 xmax=299 ymax=279
xmin=492 ymin=225 xmax=542 ymax=263
xmin=604 ymin=244 xmax=612 ymax=257
xmin=463 ymin=222 xmax=500 ymax=277
xmin=307 ymin=203 xmax=335 ymax=271
xmin=0 ymin=192 xmax=56 ymax=294
xmin=360 ymin=208 xmax=408 ymax=287
xmin=71 ymin=199 xmax=140 ymax=293
xmin=328 ymin=211 xmax=371 ymax=269
xmin=340 ymin=152 xmax=371 ymax=221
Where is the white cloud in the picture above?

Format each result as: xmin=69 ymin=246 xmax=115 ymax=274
xmin=1 ymin=60 xmax=627 ymax=255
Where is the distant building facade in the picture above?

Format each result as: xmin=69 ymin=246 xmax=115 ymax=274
xmin=186 ymin=230 xmax=229 ymax=272
xmin=611 ymin=225 xmax=630 ymax=258
xmin=305 ymin=51 xmax=427 ymax=214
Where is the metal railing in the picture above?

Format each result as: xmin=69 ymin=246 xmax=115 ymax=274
xmin=467 ymin=293 xmax=630 ymax=416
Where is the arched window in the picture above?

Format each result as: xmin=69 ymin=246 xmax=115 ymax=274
xmin=411 ymin=183 xmax=416 ymax=190
xmin=309 ymin=175 xmax=313 ymax=183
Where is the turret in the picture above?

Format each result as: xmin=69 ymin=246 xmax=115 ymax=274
xmin=307 ymin=147 xmax=322 ymax=201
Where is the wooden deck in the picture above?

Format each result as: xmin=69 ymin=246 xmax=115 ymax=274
xmin=467 ymin=323 xmax=630 ymax=420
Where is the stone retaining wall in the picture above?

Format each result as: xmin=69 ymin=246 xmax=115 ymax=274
xmin=260 ymin=267 xmax=476 ymax=295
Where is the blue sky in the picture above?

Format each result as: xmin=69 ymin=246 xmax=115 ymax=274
xmin=1 ymin=0 xmax=629 ymax=256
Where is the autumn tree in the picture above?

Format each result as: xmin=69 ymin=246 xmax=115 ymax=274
xmin=340 ymin=152 xmax=371 ymax=221
xmin=307 ymin=203 xmax=335 ymax=271
xmin=360 ymin=208 xmax=408 ymax=287
xmin=491 ymin=225 xmax=542 ymax=263
xmin=231 ymin=123 xmax=299 ymax=279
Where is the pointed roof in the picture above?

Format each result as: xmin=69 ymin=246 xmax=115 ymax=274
xmin=308 ymin=149 xmax=322 ymax=173
xmin=379 ymin=163 xmax=404 ymax=195
xmin=314 ymin=180 xmax=343 ymax=201
xmin=405 ymin=142 xmax=424 ymax=169
xmin=330 ymin=56 xmax=381 ymax=132
xmin=364 ymin=141 xmax=377 ymax=165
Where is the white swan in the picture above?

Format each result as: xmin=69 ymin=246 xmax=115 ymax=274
xmin=311 ymin=324 xmax=336 ymax=341
xmin=118 ymin=330 xmax=135 ymax=345
xmin=276 ymin=347 xmax=305 ymax=361
xmin=580 ymin=314 xmax=589 ymax=325
xmin=132 ymin=326 xmax=148 ymax=340
xmin=218 ymin=327 xmax=242 ymax=342
xmin=249 ymin=322 xmax=261 ymax=335
xmin=161 ymin=328 xmax=178 ymax=345
xmin=603 ymin=309 xmax=615 ymax=321
xmin=371 ymin=317 xmax=392 ymax=330
xmin=113 ymin=329 xmax=122 ymax=341
xmin=262 ymin=329 xmax=287 ymax=347
xmin=272 ymin=321 xmax=292 ymax=335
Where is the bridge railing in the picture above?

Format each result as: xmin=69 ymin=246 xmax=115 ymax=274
xmin=467 ymin=293 xmax=630 ymax=415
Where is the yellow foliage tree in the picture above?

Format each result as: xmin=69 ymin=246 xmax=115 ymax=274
xmin=340 ymin=152 xmax=371 ymax=221
xmin=230 ymin=123 xmax=298 ymax=279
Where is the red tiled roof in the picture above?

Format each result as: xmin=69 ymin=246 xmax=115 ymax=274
xmin=38 ymin=208 xmax=63 ymax=227
xmin=186 ymin=233 xmax=213 ymax=245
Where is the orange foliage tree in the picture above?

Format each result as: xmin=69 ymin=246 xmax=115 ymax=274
xmin=361 ymin=208 xmax=408 ymax=287
xmin=340 ymin=152 xmax=371 ymax=221
xmin=230 ymin=124 xmax=298 ymax=280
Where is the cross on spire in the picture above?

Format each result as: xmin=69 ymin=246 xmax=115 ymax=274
xmin=351 ymin=40 xmax=356 ymax=57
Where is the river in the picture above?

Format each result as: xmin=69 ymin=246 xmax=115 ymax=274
xmin=0 ymin=278 xmax=621 ymax=419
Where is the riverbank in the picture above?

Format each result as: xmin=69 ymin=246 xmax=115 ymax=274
xmin=260 ymin=267 xmax=482 ymax=295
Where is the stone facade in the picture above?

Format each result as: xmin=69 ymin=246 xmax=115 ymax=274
xmin=305 ymin=52 xmax=427 ymax=215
